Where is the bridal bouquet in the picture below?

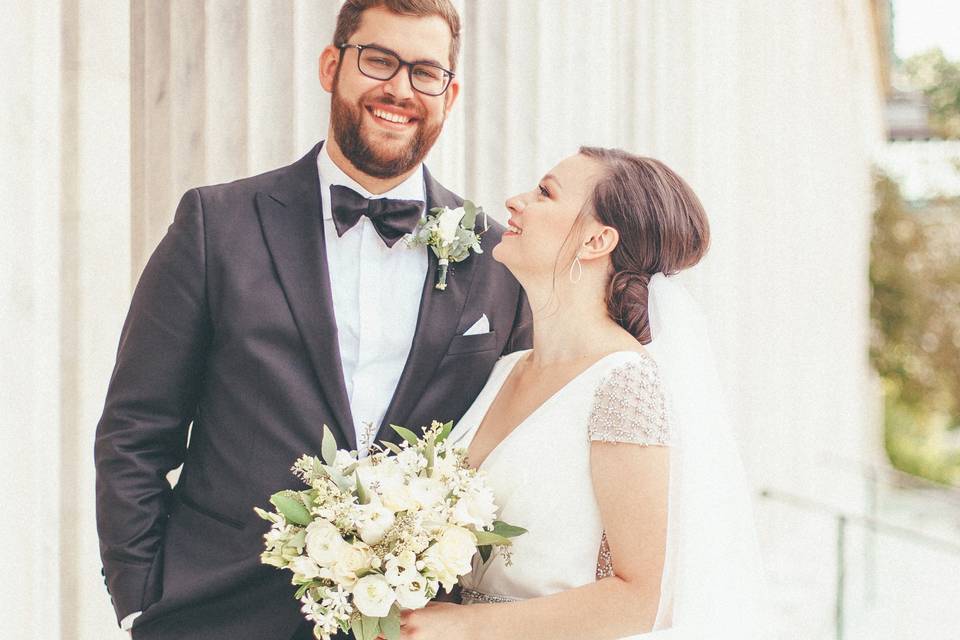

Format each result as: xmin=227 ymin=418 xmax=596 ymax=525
xmin=255 ymin=421 xmax=526 ymax=640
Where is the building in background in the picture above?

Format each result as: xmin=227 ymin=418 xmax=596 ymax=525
xmin=5 ymin=2 xmax=937 ymax=639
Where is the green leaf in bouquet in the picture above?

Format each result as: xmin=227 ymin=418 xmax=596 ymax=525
xmin=294 ymin=582 xmax=312 ymax=599
xmin=338 ymin=617 xmax=351 ymax=633
xmin=435 ymin=420 xmax=454 ymax=444
xmin=253 ymin=506 xmax=277 ymax=522
xmin=491 ymin=520 xmax=528 ymax=538
xmin=270 ymin=491 xmax=312 ymax=526
xmin=381 ymin=441 xmax=403 ymax=455
xmin=389 ymin=424 xmax=420 ymax=446
xmin=356 ymin=473 xmax=370 ymax=505
xmin=321 ymin=425 xmax=337 ymax=466
xmin=351 ymin=615 xmax=381 ymax=640
xmin=473 ymin=530 xmax=512 ymax=547
xmin=478 ymin=544 xmax=492 ymax=564
xmin=380 ymin=606 xmax=402 ymax=640
xmin=461 ymin=200 xmax=477 ymax=230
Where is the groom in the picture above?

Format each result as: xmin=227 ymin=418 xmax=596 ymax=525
xmin=94 ymin=1 xmax=530 ymax=638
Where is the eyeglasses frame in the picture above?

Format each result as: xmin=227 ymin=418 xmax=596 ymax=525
xmin=337 ymin=43 xmax=455 ymax=97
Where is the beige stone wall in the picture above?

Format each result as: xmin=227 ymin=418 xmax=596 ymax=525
xmin=2 ymin=1 xmax=885 ymax=638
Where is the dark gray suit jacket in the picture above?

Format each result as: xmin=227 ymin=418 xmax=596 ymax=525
xmin=95 ymin=142 xmax=531 ymax=639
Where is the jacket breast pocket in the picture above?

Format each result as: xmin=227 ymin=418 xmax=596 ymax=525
xmin=446 ymin=330 xmax=498 ymax=356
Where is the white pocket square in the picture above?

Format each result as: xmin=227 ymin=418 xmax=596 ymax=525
xmin=463 ymin=314 xmax=490 ymax=336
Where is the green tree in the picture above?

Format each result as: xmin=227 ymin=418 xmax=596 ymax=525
xmin=903 ymin=48 xmax=960 ymax=139
xmin=870 ymin=174 xmax=960 ymax=483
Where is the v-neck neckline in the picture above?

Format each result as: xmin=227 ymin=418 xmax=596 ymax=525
xmin=466 ymin=349 xmax=645 ymax=469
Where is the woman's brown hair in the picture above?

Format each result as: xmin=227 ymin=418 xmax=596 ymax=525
xmin=579 ymin=147 xmax=710 ymax=344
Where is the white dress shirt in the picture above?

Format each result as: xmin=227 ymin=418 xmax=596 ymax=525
xmin=317 ymin=144 xmax=428 ymax=454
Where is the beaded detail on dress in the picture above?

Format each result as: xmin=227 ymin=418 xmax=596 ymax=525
xmin=460 ymin=588 xmax=520 ymax=604
xmin=587 ymin=355 xmax=671 ymax=446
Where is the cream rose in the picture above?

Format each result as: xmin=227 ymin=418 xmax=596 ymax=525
xmin=451 ymin=485 xmax=497 ymax=530
xmin=352 ymin=574 xmax=397 ymax=618
xmin=305 ymin=519 xmax=347 ymax=567
xmin=331 ymin=541 xmax=374 ymax=588
xmin=419 ymin=525 xmax=476 ymax=592
xmin=357 ymin=498 xmax=396 ymax=546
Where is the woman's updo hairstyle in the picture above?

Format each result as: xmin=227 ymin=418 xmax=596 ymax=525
xmin=579 ymin=147 xmax=710 ymax=344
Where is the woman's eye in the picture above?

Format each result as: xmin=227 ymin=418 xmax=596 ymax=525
xmin=538 ymin=184 xmax=549 ymax=197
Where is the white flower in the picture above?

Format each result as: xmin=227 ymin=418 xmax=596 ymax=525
xmin=452 ymin=485 xmax=498 ymax=530
xmin=357 ymin=497 xmax=396 ymax=545
xmin=352 ymin=574 xmax=397 ymax=617
xmin=305 ymin=519 xmax=347 ymax=567
xmin=419 ymin=525 xmax=477 ymax=592
xmin=436 ymin=206 xmax=466 ymax=244
xmin=290 ymin=555 xmax=322 ymax=580
xmin=331 ymin=541 xmax=373 ymax=588
xmin=409 ymin=476 xmax=445 ymax=511
xmin=393 ymin=570 xmax=432 ymax=609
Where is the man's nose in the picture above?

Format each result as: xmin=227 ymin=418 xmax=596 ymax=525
xmin=382 ymin=66 xmax=416 ymax=100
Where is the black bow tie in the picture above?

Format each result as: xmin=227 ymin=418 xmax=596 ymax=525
xmin=329 ymin=184 xmax=424 ymax=248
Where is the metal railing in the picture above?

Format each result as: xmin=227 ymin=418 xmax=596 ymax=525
xmin=759 ymin=487 xmax=960 ymax=640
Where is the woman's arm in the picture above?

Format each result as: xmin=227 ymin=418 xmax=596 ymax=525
xmin=402 ymin=443 xmax=670 ymax=640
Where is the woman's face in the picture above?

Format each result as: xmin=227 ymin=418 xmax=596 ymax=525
xmin=492 ymin=153 xmax=607 ymax=282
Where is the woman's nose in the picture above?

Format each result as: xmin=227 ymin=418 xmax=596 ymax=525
xmin=505 ymin=193 xmax=527 ymax=215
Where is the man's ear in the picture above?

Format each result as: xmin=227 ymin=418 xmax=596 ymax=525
xmin=319 ymin=45 xmax=341 ymax=93
xmin=442 ymin=78 xmax=460 ymax=116
xmin=581 ymin=226 xmax=619 ymax=261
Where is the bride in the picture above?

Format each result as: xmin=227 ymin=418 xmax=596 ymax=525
xmin=399 ymin=147 xmax=765 ymax=639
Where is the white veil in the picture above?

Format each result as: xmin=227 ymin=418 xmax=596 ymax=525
xmin=635 ymin=273 xmax=767 ymax=638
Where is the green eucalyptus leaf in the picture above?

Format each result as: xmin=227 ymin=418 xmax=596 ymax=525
xmin=356 ymin=473 xmax=370 ymax=505
xmin=473 ymin=530 xmax=512 ymax=546
xmin=425 ymin=438 xmax=435 ymax=475
xmin=436 ymin=420 xmax=454 ymax=444
xmin=389 ymin=424 xmax=420 ymax=446
xmin=461 ymin=200 xmax=477 ymax=229
xmin=321 ymin=425 xmax=337 ymax=466
xmin=382 ymin=441 xmax=404 ymax=455
xmin=492 ymin=520 xmax=528 ymax=538
xmin=478 ymin=544 xmax=492 ymax=564
xmin=270 ymin=491 xmax=312 ymax=526
xmin=380 ymin=607 xmax=402 ymax=640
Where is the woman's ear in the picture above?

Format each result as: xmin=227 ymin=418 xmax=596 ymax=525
xmin=580 ymin=225 xmax=619 ymax=261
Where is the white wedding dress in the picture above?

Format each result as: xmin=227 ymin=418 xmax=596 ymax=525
xmin=450 ymin=349 xmax=667 ymax=603
xmin=448 ymin=275 xmax=766 ymax=639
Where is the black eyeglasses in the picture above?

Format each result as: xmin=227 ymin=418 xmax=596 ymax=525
xmin=338 ymin=43 xmax=455 ymax=96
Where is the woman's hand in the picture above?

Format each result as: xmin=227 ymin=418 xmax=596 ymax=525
xmin=400 ymin=602 xmax=477 ymax=640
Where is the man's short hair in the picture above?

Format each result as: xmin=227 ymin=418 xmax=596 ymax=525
xmin=334 ymin=0 xmax=462 ymax=72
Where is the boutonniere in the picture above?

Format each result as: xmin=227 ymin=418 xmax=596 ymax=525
xmin=405 ymin=200 xmax=488 ymax=290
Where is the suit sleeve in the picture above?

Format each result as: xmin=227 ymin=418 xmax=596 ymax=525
xmin=94 ymin=188 xmax=212 ymax=623
xmin=503 ymin=286 xmax=533 ymax=355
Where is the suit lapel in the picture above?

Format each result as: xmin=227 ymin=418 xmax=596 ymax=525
xmin=255 ymin=143 xmax=356 ymax=449
xmin=377 ymin=167 xmax=475 ymax=441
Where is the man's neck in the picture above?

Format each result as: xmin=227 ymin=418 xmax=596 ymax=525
xmin=325 ymin=136 xmax=418 ymax=196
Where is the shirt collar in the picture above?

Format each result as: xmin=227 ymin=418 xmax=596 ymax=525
xmin=317 ymin=141 xmax=426 ymax=220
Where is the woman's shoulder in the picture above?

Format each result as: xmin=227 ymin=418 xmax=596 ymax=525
xmin=586 ymin=349 xmax=671 ymax=446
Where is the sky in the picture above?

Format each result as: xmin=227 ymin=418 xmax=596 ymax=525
xmin=893 ymin=0 xmax=960 ymax=60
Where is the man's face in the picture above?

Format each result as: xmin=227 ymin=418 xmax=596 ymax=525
xmin=321 ymin=6 xmax=460 ymax=179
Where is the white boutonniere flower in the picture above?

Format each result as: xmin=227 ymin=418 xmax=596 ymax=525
xmin=404 ymin=200 xmax=487 ymax=290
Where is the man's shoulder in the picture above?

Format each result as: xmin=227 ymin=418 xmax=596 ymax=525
xmin=190 ymin=145 xmax=319 ymax=208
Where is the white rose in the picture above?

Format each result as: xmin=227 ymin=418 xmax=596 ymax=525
xmin=436 ymin=206 xmax=466 ymax=244
xmin=451 ymin=486 xmax=497 ymax=530
xmin=290 ymin=555 xmax=322 ymax=580
xmin=393 ymin=569 xmax=432 ymax=609
xmin=357 ymin=499 xmax=396 ymax=545
xmin=377 ymin=474 xmax=418 ymax=512
xmin=420 ymin=526 xmax=477 ymax=592
xmin=331 ymin=541 xmax=373 ymax=588
xmin=305 ymin=519 xmax=347 ymax=567
xmin=352 ymin=574 xmax=397 ymax=618
xmin=410 ymin=476 xmax=445 ymax=511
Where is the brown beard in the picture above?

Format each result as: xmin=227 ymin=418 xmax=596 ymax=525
xmin=330 ymin=77 xmax=445 ymax=179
